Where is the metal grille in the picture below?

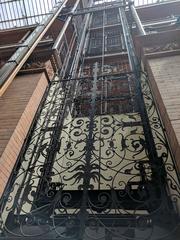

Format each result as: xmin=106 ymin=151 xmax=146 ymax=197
xmin=91 ymin=9 xmax=120 ymax=28
xmin=88 ymin=27 xmax=125 ymax=55
xmin=0 ymin=67 xmax=179 ymax=239
xmin=0 ymin=0 xmax=61 ymax=30
xmin=73 ymin=71 xmax=137 ymax=116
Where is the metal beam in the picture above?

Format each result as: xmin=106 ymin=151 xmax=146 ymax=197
xmin=70 ymin=13 xmax=92 ymax=78
xmin=128 ymin=0 xmax=146 ymax=35
xmin=52 ymin=0 xmax=81 ymax=51
xmin=59 ymin=2 xmax=127 ymax=16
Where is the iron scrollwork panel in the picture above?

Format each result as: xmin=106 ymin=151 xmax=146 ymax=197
xmin=0 ymin=68 xmax=179 ymax=239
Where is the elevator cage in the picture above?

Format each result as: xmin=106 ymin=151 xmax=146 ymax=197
xmin=0 ymin=0 xmax=180 ymax=239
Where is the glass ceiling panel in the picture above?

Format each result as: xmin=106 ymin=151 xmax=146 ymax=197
xmin=0 ymin=0 xmax=177 ymax=30
xmin=0 ymin=0 xmax=60 ymax=30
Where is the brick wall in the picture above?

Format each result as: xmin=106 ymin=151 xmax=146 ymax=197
xmin=0 ymin=73 xmax=48 ymax=196
xmin=147 ymin=55 xmax=180 ymax=173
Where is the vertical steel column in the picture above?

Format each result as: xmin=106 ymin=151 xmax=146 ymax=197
xmin=53 ymin=0 xmax=94 ymax=77
xmin=70 ymin=13 xmax=92 ymax=78
xmin=118 ymin=6 xmax=160 ymax=174
xmin=69 ymin=11 xmax=92 ymax=114
xmin=101 ymin=10 xmax=106 ymax=114
xmin=52 ymin=0 xmax=81 ymax=50
xmin=52 ymin=0 xmax=81 ymax=70
xmin=118 ymin=7 xmax=138 ymax=71
xmin=101 ymin=10 xmax=105 ymax=73
xmin=128 ymin=0 xmax=146 ymax=35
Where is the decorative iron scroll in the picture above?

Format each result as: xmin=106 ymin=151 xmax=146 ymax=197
xmin=0 ymin=67 xmax=179 ymax=239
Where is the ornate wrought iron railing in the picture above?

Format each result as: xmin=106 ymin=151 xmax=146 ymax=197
xmin=0 ymin=66 xmax=179 ymax=239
